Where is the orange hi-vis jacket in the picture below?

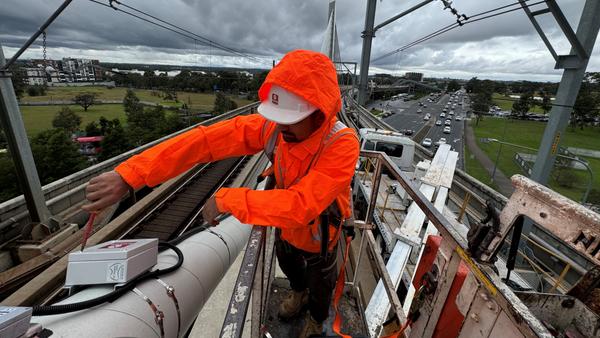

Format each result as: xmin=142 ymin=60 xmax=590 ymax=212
xmin=114 ymin=50 xmax=360 ymax=253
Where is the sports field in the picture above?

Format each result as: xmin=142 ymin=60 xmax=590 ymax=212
xmin=470 ymin=117 xmax=600 ymax=202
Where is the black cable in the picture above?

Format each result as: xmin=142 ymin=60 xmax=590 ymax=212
xmin=87 ymin=0 xmax=269 ymax=66
xmin=32 ymin=242 xmax=184 ymax=316
xmin=113 ymin=0 xmax=262 ymax=63
xmin=372 ymin=0 xmax=547 ymax=62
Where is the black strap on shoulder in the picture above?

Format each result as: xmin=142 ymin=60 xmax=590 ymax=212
xmin=262 ymin=119 xmax=354 ymax=257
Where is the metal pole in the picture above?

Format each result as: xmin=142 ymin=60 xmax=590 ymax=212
xmin=2 ymin=0 xmax=73 ymax=70
xmin=491 ymin=118 xmax=509 ymax=183
xmin=0 ymin=43 xmax=51 ymax=224
xmin=357 ymin=0 xmax=377 ymax=106
xmin=530 ymin=0 xmax=600 ymax=185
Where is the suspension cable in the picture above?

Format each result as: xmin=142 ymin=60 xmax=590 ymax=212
xmin=372 ymin=0 xmax=547 ymax=63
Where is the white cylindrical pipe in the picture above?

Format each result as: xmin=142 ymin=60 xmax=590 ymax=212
xmin=33 ymin=217 xmax=251 ymax=337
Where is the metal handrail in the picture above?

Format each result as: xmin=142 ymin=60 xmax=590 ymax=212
xmin=0 ymin=102 xmax=260 ymax=234
xmin=219 ymin=150 xmax=553 ymax=337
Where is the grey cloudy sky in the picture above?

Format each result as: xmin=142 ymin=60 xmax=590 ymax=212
xmin=0 ymin=0 xmax=598 ymax=81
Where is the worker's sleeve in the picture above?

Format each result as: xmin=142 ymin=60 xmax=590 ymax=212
xmin=115 ymin=114 xmax=267 ymax=189
xmin=215 ymin=133 xmax=359 ymax=228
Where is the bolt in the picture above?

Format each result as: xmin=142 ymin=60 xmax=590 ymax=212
xmin=480 ymin=292 xmax=489 ymax=301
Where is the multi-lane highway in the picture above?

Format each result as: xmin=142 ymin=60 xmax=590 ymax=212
xmin=372 ymin=92 xmax=469 ymax=169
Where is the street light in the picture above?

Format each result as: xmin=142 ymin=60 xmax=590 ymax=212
xmin=482 ymin=138 xmax=594 ymax=204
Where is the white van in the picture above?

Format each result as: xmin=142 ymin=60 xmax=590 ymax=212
xmin=359 ymin=128 xmax=415 ymax=171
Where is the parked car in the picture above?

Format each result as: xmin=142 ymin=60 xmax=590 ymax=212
xmin=436 ymin=120 xmax=442 ymax=126
xmin=445 ymin=119 xmax=452 ymax=126
xmin=422 ymin=138 xmax=433 ymax=147
xmin=424 ymin=115 xmax=430 ymax=121
xmin=440 ymin=113 xmax=446 ymax=118
xmin=417 ymin=109 xmax=423 ymax=113
xmin=455 ymin=116 xmax=462 ymax=121
xmin=443 ymin=126 xmax=451 ymax=134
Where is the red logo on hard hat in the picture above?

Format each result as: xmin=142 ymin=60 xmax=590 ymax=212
xmin=271 ymin=93 xmax=279 ymax=105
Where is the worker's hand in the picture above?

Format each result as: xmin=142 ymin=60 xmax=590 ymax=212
xmin=202 ymin=196 xmax=223 ymax=226
xmin=82 ymin=171 xmax=131 ymax=212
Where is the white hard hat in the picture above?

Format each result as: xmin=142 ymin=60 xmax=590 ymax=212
xmin=257 ymin=85 xmax=318 ymax=125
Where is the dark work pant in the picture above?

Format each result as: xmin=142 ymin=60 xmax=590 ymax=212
xmin=275 ymin=233 xmax=338 ymax=323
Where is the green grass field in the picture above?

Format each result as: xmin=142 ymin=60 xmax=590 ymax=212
xmin=470 ymin=117 xmax=600 ymax=202
xmin=18 ymin=87 xmax=253 ymax=136
xmin=21 ymin=86 xmax=252 ymax=111
xmin=19 ymin=104 xmax=126 ymax=136
xmin=492 ymin=93 xmax=545 ymax=114
xmin=464 ymin=148 xmax=499 ymax=191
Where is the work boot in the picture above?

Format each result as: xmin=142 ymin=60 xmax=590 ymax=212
xmin=299 ymin=313 xmax=323 ymax=338
xmin=279 ymin=288 xmax=309 ymax=319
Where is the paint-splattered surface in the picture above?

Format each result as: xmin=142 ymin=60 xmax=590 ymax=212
xmin=263 ymin=277 xmax=367 ymax=337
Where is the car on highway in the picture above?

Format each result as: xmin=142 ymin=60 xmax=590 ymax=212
xmin=443 ymin=126 xmax=451 ymax=134
xmin=440 ymin=112 xmax=446 ymax=118
xmin=402 ymin=129 xmax=414 ymax=136
xmin=422 ymin=138 xmax=432 ymax=147
xmin=437 ymin=137 xmax=447 ymax=144
xmin=455 ymin=116 xmax=462 ymax=121
xmin=435 ymin=120 xmax=442 ymax=126
xmin=424 ymin=115 xmax=430 ymax=121
xmin=445 ymin=119 xmax=452 ymax=126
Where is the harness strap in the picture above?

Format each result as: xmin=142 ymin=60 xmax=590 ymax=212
xmin=262 ymin=119 xmax=356 ymax=256
xmin=332 ymin=235 xmax=353 ymax=338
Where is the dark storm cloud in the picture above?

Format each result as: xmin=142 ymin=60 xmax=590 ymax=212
xmin=0 ymin=0 xmax=597 ymax=80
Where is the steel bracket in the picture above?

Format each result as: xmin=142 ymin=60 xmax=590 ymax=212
xmin=555 ymin=54 xmax=585 ymax=70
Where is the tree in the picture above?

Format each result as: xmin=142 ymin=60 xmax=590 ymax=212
xmin=540 ymin=91 xmax=552 ymax=115
xmin=511 ymin=92 xmax=533 ymax=118
xmin=99 ymin=119 xmax=130 ymax=161
xmin=0 ymin=154 xmax=20 ymax=201
xmin=52 ymin=106 xmax=82 ymax=134
xmin=213 ymin=92 xmax=238 ymax=114
xmin=85 ymin=121 xmax=102 ymax=136
xmin=124 ymin=89 xmax=143 ymax=116
xmin=31 ymin=129 xmax=87 ymax=184
xmin=9 ymin=66 xmax=26 ymax=99
xmin=472 ymin=92 xmax=492 ymax=126
xmin=127 ymin=105 xmax=168 ymax=146
xmin=27 ymin=85 xmax=47 ymax=97
xmin=74 ymin=93 xmax=96 ymax=112
xmin=447 ymin=79 xmax=460 ymax=92
xmin=163 ymin=112 xmax=185 ymax=134
xmin=572 ymin=74 xmax=599 ymax=130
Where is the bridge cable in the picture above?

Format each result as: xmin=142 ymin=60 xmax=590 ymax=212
xmin=372 ymin=0 xmax=548 ymax=62
xmin=87 ymin=0 xmax=271 ymax=66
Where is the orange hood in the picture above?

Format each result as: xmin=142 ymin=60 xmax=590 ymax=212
xmin=258 ymin=49 xmax=341 ymax=123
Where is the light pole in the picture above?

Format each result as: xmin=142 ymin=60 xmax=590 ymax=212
xmin=490 ymin=117 xmax=510 ymax=183
xmin=484 ymin=138 xmax=594 ymax=204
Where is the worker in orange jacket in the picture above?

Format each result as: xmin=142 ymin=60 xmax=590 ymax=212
xmin=84 ymin=49 xmax=359 ymax=337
